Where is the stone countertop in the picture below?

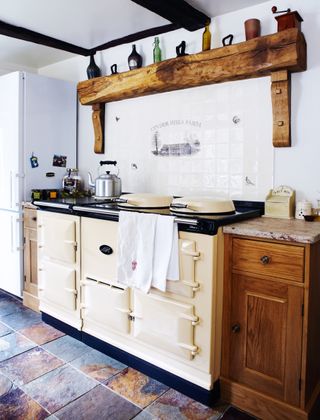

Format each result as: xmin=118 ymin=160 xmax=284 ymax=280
xmin=23 ymin=201 xmax=37 ymax=209
xmin=223 ymin=217 xmax=320 ymax=244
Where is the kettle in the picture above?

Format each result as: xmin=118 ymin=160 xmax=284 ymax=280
xmin=88 ymin=160 xmax=122 ymax=198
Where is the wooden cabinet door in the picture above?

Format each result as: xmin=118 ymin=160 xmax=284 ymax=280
xmin=228 ymin=274 xmax=303 ymax=406
xmin=24 ymin=227 xmax=38 ymax=295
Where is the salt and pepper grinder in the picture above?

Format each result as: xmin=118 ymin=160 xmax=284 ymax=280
xmin=202 ymin=22 xmax=211 ymax=51
xmin=153 ymin=37 xmax=162 ymax=63
xmin=86 ymin=54 xmax=101 ymax=79
xmin=128 ymin=44 xmax=142 ymax=70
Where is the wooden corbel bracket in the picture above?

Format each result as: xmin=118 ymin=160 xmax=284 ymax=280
xmin=271 ymin=70 xmax=291 ymax=147
xmin=92 ymin=103 xmax=105 ymax=154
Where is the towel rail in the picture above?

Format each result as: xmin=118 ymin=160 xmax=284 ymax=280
xmin=72 ymin=206 xmax=199 ymax=226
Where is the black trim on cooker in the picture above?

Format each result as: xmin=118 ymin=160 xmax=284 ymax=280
xmin=41 ymin=312 xmax=82 ymax=340
xmin=82 ymin=332 xmax=220 ymax=407
xmin=233 ymin=200 xmax=265 ymax=211
xmin=34 ymin=199 xmax=264 ymax=235
xmin=42 ymin=312 xmax=220 ymax=406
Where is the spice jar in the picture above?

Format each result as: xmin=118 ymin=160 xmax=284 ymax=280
xmin=62 ymin=168 xmax=83 ymax=194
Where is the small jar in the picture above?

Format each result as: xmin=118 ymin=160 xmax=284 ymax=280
xmin=62 ymin=169 xmax=83 ymax=194
xmin=295 ymin=200 xmax=312 ymax=219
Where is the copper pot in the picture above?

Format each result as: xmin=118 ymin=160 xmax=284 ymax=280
xmin=244 ymin=19 xmax=261 ymax=40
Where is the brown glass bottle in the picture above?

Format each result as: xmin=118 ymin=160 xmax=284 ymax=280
xmin=202 ymin=23 xmax=212 ymax=51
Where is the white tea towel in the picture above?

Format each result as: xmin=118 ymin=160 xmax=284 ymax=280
xmin=117 ymin=211 xmax=157 ymax=293
xmin=152 ymin=215 xmax=179 ymax=292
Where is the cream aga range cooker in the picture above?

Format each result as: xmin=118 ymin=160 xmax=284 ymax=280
xmin=35 ymin=194 xmax=263 ymax=405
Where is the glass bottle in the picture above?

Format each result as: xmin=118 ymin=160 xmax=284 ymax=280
xmin=153 ymin=37 xmax=162 ymax=63
xmin=202 ymin=23 xmax=212 ymax=51
xmin=86 ymin=55 xmax=101 ymax=79
xmin=128 ymin=45 xmax=142 ymax=70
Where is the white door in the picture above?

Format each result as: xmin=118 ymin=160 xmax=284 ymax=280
xmin=81 ymin=278 xmax=130 ymax=335
xmin=132 ymin=290 xmax=199 ymax=360
xmin=0 ymin=72 xmax=22 ymax=211
xmin=39 ymin=213 xmax=77 ymax=263
xmin=24 ymin=73 xmax=77 ymax=199
xmin=0 ymin=209 xmax=23 ymax=296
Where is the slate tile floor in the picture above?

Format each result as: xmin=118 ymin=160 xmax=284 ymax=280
xmin=0 ymin=289 xmax=256 ymax=420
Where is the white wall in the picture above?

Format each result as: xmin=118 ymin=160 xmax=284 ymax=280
xmin=0 ymin=61 xmax=37 ymax=76
xmin=39 ymin=0 xmax=320 ymax=205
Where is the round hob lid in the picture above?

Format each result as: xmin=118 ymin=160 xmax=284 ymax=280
xmin=170 ymin=196 xmax=235 ymax=214
xmin=118 ymin=193 xmax=173 ymax=209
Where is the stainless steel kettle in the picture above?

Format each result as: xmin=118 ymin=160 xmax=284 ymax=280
xmin=88 ymin=160 xmax=122 ymax=198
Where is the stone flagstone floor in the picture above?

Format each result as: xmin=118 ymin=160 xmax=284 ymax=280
xmin=0 ymin=289 xmax=256 ymax=420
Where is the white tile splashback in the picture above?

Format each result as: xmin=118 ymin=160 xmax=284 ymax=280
xmin=87 ymin=76 xmax=273 ymax=201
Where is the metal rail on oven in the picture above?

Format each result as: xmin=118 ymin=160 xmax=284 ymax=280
xmin=72 ymin=205 xmax=199 ymax=226
xmin=34 ymin=200 xmax=71 ymax=210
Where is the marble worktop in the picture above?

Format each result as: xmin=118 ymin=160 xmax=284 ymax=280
xmin=223 ymin=216 xmax=320 ymax=244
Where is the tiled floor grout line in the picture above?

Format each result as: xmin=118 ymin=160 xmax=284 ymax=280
xmin=1 ymin=319 xmax=203 ymax=418
xmin=0 ymin=298 xmax=234 ymax=419
xmin=1 ymin=316 xmax=146 ymax=415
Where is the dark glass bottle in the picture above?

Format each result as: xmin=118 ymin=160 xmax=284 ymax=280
xmin=128 ymin=44 xmax=142 ymax=70
xmin=86 ymin=55 xmax=101 ymax=79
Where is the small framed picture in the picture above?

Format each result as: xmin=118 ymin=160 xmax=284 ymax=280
xmin=52 ymin=155 xmax=67 ymax=167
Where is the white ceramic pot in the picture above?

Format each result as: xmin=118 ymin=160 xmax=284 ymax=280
xmin=295 ymin=201 xmax=312 ymax=219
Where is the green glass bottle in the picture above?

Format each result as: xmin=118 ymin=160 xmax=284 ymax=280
xmin=202 ymin=23 xmax=211 ymax=51
xmin=153 ymin=37 xmax=162 ymax=63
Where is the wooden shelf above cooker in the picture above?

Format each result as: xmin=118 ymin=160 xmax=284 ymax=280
xmin=77 ymin=28 xmax=307 ymax=151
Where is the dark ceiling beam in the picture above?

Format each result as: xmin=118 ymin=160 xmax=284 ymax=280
xmin=130 ymin=0 xmax=210 ymax=31
xmin=92 ymin=23 xmax=179 ymax=53
xmin=0 ymin=20 xmax=91 ymax=56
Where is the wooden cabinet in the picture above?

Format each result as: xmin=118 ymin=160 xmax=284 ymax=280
xmin=23 ymin=207 xmax=39 ymax=311
xmin=221 ymin=235 xmax=320 ymax=420
xmin=229 ymin=273 xmax=303 ymax=405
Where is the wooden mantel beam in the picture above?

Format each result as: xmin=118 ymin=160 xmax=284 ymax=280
xmin=78 ymin=29 xmax=306 ymax=106
xmin=78 ymin=29 xmax=306 ymax=151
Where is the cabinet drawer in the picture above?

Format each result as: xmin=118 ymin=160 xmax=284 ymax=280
xmin=24 ymin=208 xmax=37 ymax=229
xmin=232 ymin=238 xmax=305 ymax=283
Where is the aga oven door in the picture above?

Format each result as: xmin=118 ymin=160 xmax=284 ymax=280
xmin=132 ymin=290 xmax=199 ymax=360
xmin=81 ymin=278 xmax=130 ymax=335
xmin=39 ymin=212 xmax=77 ymax=264
xmin=40 ymin=260 xmax=77 ymax=311
xmin=81 ymin=217 xmax=118 ymax=284
xmin=165 ymin=233 xmax=202 ymax=299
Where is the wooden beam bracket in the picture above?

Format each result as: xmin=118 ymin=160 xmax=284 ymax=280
xmin=92 ymin=103 xmax=105 ymax=154
xmin=271 ymin=70 xmax=291 ymax=147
